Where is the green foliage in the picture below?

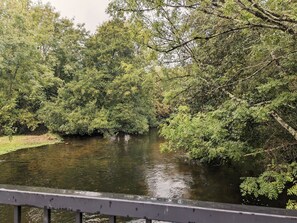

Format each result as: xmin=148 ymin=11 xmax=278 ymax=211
xmin=110 ymin=0 xmax=297 ymax=207
xmin=40 ymin=20 xmax=156 ymax=135
xmin=0 ymin=0 xmax=42 ymax=134
xmin=287 ymin=184 xmax=297 ymax=209
xmin=241 ymin=163 xmax=297 ymax=202
xmin=160 ymin=103 xmax=252 ymax=162
xmin=0 ymin=0 xmax=87 ymax=135
xmin=0 ymin=2 xmax=157 ymax=136
xmin=1 ymin=0 xmax=296 ymax=209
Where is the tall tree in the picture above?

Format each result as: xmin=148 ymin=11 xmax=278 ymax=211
xmin=109 ymin=0 xmax=297 ymax=207
xmin=0 ymin=0 xmax=88 ymax=134
xmin=0 ymin=0 xmax=42 ymax=134
xmin=40 ymin=20 xmax=156 ymax=135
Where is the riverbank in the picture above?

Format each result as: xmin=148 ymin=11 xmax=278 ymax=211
xmin=0 ymin=133 xmax=62 ymax=156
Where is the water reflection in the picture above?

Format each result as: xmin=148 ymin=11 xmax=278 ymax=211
xmin=145 ymin=163 xmax=191 ymax=198
xmin=0 ymin=129 xmax=255 ymax=222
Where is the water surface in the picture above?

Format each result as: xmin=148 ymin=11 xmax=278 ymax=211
xmin=0 ymin=129 xmax=262 ymax=222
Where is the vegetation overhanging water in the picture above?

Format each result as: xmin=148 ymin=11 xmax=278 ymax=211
xmin=0 ymin=0 xmax=296 ymax=219
xmin=0 ymin=129 xmax=287 ymax=222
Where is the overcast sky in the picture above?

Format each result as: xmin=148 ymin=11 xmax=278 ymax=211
xmin=32 ymin=0 xmax=111 ymax=33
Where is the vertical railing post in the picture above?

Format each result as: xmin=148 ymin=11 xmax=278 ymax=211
xmin=76 ymin=211 xmax=83 ymax=223
xmin=14 ymin=206 xmax=21 ymax=223
xmin=44 ymin=208 xmax=51 ymax=223
xmin=109 ymin=215 xmax=116 ymax=223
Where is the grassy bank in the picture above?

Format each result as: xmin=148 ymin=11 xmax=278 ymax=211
xmin=0 ymin=133 xmax=62 ymax=156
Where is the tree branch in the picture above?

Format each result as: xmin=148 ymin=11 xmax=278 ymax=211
xmin=236 ymin=0 xmax=296 ymax=35
xmin=271 ymin=111 xmax=297 ymax=141
xmin=248 ymin=0 xmax=297 ymax=25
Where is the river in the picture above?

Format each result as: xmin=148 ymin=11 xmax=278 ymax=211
xmin=0 ymin=129 xmax=279 ymax=222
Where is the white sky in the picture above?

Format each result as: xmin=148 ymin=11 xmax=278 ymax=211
xmin=32 ymin=0 xmax=111 ymax=33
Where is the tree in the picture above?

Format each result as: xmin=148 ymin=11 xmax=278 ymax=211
xmin=0 ymin=0 xmax=43 ymax=134
xmin=109 ymin=0 xmax=297 ymax=206
xmin=40 ymin=20 xmax=156 ymax=135
xmin=0 ymin=0 xmax=87 ymax=135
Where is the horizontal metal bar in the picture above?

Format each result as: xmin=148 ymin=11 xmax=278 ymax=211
xmin=0 ymin=184 xmax=297 ymax=223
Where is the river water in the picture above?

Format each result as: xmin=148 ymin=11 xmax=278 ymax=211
xmin=0 ymin=129 xmax=275 ymax=222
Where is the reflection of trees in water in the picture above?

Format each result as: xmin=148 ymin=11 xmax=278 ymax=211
xmin=145 ymin=163 xmax=192 ymax=199
xmin=174 ymin=159 xmax=264 ymax=204
xmin=0 ymin=130 xmax=252 ymax=222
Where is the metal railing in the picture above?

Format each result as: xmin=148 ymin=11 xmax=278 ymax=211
xmin=0 ymin=184 xmax=297 ymax=223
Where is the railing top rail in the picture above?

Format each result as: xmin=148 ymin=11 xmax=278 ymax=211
xmin=0 ymin=184 xmax=297 ymax=223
